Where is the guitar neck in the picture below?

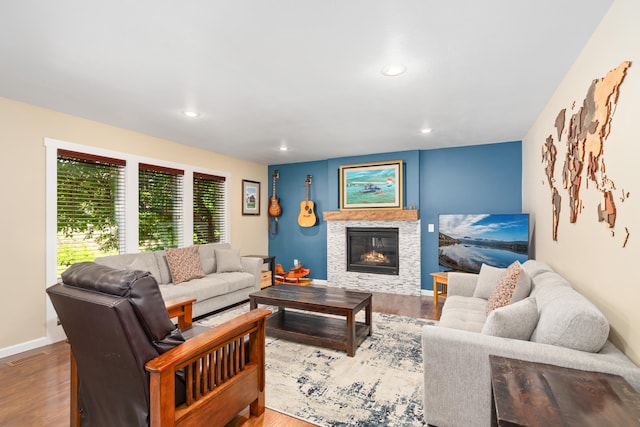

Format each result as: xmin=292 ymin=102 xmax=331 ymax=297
xmin=272 ymin=174 xmax=277 ymax=199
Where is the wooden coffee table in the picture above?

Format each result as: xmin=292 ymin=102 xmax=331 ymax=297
xmin=249 ymin=285 xmax=372 ymax=356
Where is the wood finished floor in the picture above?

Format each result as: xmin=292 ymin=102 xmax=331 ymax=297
xmin=0 ymin=290 xmax=441 ymax=427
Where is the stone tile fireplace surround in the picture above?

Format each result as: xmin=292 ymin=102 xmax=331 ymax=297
xmin=324 ymin=210 xmax=421 ymax=296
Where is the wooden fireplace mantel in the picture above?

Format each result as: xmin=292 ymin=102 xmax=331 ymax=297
xmin=323 ymin=209 xmax=419 ymax=221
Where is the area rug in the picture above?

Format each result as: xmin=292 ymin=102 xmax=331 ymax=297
xmin=199 ymin=304 xmax=434 ymax=426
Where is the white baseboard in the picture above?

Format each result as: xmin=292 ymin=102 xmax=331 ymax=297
xmin=0 ymin=337 xmax=50 ymax=359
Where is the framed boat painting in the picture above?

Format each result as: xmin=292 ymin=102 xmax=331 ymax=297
xmin=339 ymin=160 xmax=403 ymax=210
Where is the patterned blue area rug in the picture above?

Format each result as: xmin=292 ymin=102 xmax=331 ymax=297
xmin=199 ymin=304 xmax=434 ymax=426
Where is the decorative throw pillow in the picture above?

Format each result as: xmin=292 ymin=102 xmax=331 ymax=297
xmin=164 ymin=246 xmax=205 ymax=284
xmin=215 ymin=248 xmax=243 ymax=273
xmin=473 ymin=264 xmax=506 ymax=299
xmin=486 ymin=261 xmax=523 ymax=315
xmin=482 ymin=297 xmax=539 ymax=340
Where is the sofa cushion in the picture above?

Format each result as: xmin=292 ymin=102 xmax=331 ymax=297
xmin=521 ymin=259 xmax=554 ymax=279
xmin=529 ymin=270 xmax=571 ymax=297
xmin=126 ymin=255 xmax=162 ymax=283
xmin=215 ymin=248 xmax=243 ymax=273
xmin=481 ymin=297 xmax=538 ymax=340
xmin=487 ymin=261 xmax=529 ymax=314
xmin=158 ymin=272 xmax=255 ymax=303
xmin=473 ymin=264 xmax=505 ymax=299
xmin=439 ymin=296 xmax=487 ymax=333
xmin=530 ymin=284 xmax=609 ymax=352
xmin=165 ymin=246 xmax=205 ymax=284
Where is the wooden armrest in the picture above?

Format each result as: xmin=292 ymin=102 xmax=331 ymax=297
xmin=165 ymin=297 xmax=196 ymax=329
xmin=145 ymin=308 xmax=271 ymax=426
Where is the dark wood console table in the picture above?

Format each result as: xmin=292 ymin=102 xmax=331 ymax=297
xmin=490 ymin=355 xmax=640 ymax=426
xmin=245 ymin=255 xmax=275 ymax=287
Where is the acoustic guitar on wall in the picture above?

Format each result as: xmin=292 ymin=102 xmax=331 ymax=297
xmin=298 ymin=175 xmax=317 ymax=227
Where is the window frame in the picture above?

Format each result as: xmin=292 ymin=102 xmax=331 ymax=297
xmin=45 ymin=138 xmax=230 ymax=340
xmin=56 ymin=149 xmax=127 ymax=275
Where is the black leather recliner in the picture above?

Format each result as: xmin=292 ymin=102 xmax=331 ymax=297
xmin=47 ymin=261 xmax=270 ymax=427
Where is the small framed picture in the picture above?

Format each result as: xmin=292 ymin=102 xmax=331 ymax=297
xmin=339 ymin=160 xmax=403 ymax=210
xmin=242 ymin=179 xmax=260 ymax=215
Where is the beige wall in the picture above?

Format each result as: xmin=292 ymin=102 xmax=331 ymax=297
xmin=523 ymin=0 xmax=640 ymax=364
xmin=0 ymin=97 xmax=268 ymax=351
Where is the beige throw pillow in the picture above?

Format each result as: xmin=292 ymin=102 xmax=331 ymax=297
xmin=165 ymin=246 xmax=205 ymax=284
xmin=473 ymin=264 xmax=506 ymax=299
xmin=482 ymin=297 xmax=538 ymax=340
xmin=215 ymin=248 xmax=243 ymax=273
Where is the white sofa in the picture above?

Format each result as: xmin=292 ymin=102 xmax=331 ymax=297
xmin=422 ymin=260 xmax=640 ymax=427
xmin=95 ymin=242 xmax=262 ymax=318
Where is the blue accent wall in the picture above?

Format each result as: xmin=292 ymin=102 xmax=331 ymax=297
xmin=268 ymin=141 xmax=522 ymax=290
xmin=419 ymin=142 xmax=523 ymax=286
xmin=267 ymin=161 xmax=328 ymax=277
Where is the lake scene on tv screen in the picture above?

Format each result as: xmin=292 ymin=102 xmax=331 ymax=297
xmin=438 ymin=214 xmax=529 ymax=274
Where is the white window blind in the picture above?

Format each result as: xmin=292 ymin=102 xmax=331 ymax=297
xmin=193 ymin=172 xmax=226 ymax=244
xmin=138 ymin=163 xmax=184 ymax=251
xmin=56 ymin=149 xmax=125 ymax=276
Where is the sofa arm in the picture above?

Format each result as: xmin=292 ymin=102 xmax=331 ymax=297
xmin=422 ymin=325 xmax=640 ymax=427
xmin=447 ymin=272 xmax=478 ymax=297
xmin=241 ymin=256 xmax=263 ymax=290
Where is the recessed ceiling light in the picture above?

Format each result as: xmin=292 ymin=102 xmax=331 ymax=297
xmin=381 ymin=65 xmax=407 ymax=77
xmin=183 ymin=111 xmax=200 ymax=118
xmin=279 ymin=146 xmax=288 ymax=151
xmin=421 ymin=128 xmax=433 ymax=134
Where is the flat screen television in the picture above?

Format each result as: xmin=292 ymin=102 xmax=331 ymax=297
xmin=438 ymin=213 xmax=529 ymax=274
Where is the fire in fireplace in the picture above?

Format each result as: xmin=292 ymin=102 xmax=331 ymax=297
xmin=346 ymin=227 xmax=399 ymax=275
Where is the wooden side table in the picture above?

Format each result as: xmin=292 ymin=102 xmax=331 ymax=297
xmin=430 ymin=271 xmax=448 ymax=306
xmin=490 ymin=355 xmax=640 ymax=426
xmin=245 ymin=255 xmax=276 ymax=287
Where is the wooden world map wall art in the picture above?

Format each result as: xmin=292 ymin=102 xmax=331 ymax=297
xmin=542 ymin=61 xmax=632 ymax=247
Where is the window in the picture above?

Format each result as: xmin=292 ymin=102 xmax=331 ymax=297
xmin=47 ymin=139 xmax=229 ymax=278
xmin=193 ymin=173 xmax=226 ymax=244
xmin=138 ymin=164 xmax=184 ymax=252
xmin=56 ymin=150 xmax=125 ymax=276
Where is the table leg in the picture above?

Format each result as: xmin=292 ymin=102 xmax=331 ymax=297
xmin=366 ymin=298 xmax=372 ymax=336
xmin=347 ymin=311 xmax=356 ymax=357
xmin=250 ymin=297 xmax=257 ymax=310
xmin=433 ymin=277 xmax=439 ymax=306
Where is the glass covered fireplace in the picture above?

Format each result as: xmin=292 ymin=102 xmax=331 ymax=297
xmin=346 ymin=227 xmax=399 ymax=275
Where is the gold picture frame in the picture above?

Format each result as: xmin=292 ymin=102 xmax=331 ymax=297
xmin=339 ymin=160 xmax=403 ymax=210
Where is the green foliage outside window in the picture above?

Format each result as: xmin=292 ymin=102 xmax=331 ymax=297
xmin=193 ymin=175 xmax=223 ymax=244
xmin=57 ymin=157 xmax=121 ymax=274
xmin=57 ymin=153 xmax=225 ymax=273
xmin=138 ymin=168 xmax=180 ymax=251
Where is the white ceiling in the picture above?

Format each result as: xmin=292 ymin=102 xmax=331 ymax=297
xmin=0 ymin=1 xmax=612 ymax=165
